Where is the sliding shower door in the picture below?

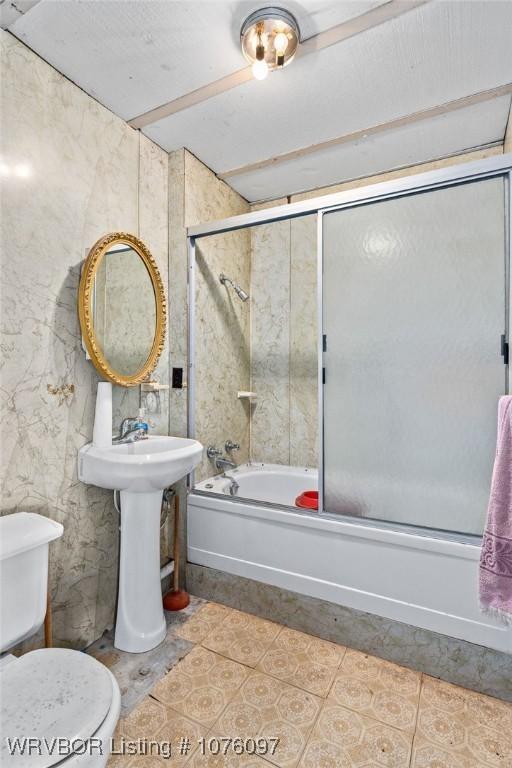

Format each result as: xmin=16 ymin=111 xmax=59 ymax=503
xmin=322 ymin=177 xmax=508 ymax=536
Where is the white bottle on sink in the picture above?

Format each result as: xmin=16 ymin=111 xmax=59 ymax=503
xmin=92 ymin=381 xmax=112 ymax=448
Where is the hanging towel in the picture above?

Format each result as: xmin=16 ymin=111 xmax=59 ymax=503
xmin=479 ymin=396 xmax=512 ymax=625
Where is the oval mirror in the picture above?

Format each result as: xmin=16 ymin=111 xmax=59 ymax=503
xmin=78 ymin=233 xmax=166 ymax=386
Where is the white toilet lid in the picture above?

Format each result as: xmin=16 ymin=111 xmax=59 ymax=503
xmin=0 ymin=648 xmax=113 ymax=767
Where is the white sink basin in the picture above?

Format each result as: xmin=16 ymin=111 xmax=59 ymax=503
xmin=78 ymin=436 xmax=203 ymax=492
xmin=78 ymin=435 xmax=203 ymax=653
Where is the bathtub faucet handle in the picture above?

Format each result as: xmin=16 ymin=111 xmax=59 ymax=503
xmin=225 ymin=440 xmax=240 ymax=453
xmin=207 ymin=445 xmax=223 ymax=459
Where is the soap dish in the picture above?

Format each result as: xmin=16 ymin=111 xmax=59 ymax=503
xmin=237 ymin=391 xmax=258 ymax=400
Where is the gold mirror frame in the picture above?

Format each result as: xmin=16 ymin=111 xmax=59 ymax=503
xmin=78 ymin=232 xmax=166 ymax=387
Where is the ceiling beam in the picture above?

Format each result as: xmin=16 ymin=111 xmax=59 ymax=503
xmin=128 ymin=68 xmax=253 ymax=130
xmin=296 ymin=0 xmax=427 ymax=58
xmin=128 ymin=0 xmax=429 ymax=130
xmin=218 ymin=83 xmax=512 ymax=180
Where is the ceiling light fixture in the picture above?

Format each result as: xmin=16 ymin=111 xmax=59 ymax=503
xmin=240 ymin=6 xmax=300 ymax=80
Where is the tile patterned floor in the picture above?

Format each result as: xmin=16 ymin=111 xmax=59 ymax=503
xmin=327 ymin=648 xmax=422 ymax=733
xmin=257 ymin=627 xmax=345 ymax=697
xmin=108 ymin=602 xmax=512 ymax=767
xmin=151 ymin=646 xmax=250 ymax=727
xmin=175 ymin=603 xmax=232 ymax=645
xmin=87 ymin=595 xmax=207 ymax=716
xmin=215 ymin=671 xmax=321 ymax=767
xmin=201 ymin=609 xmax=282 ymax=667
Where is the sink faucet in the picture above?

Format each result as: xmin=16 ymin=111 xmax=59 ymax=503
xmin=113 ymin=417 xmax=148 ymax=444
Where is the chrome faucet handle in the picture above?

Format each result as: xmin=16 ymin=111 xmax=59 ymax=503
xmin=118 ymin=417 xmax=137 ymax=437
xmin=207 ymin=445 xmax=223 ymax=459
xmin=112 ymin=419 xmax=148 ymax=444
xmin=117 ymin=426 xmax=148 ymax=443
xmin=225 ymin=440 xmax=240 ymax=453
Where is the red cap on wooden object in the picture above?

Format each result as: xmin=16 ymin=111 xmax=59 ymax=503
xmin=163 ymin=589 xmax=190 ymax=611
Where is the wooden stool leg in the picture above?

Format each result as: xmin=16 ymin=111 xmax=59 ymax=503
xmin=163 ymin=494 xmax=190 ymax=611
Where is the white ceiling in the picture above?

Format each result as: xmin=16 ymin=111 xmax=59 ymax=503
xmin=227 ymin=96 xmax=512 ymax=199
xmin=5 ymin=0 xmax=388 ymax=120
xmin=4 ymin=0 xmax=512 ymax=202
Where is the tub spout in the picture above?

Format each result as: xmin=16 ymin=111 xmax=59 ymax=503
xmin=215 ymin=456 xmax=237 ymax=472
xmin=226 ymin=476 xmax=239 ymax=496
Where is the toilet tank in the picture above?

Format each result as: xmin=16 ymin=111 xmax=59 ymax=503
xmin=0 ymin=512 xmax=63 ymax=651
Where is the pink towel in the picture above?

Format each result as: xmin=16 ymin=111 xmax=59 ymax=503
xmin=479 ymin=396 xmax=512 ymax=624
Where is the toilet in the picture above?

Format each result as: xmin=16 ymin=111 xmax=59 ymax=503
xmin=0 ymin=512 xmax=121 ymax=767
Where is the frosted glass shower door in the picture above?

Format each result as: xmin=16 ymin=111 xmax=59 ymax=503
xmin=322 ymin=178 xmax=507 ymax=536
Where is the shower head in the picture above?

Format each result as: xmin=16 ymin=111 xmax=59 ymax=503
xmin=219 ymin=273 xmax=250 ymax=302
xmin=234 ymin=285 xmax=250 ymax=302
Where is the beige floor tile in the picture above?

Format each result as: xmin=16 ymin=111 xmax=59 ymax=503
xmin=327 ymin=648 xmax=421 ymax=732
xmin=108 ymin=726 xmax=134 ymax=766
xmin=410 ymin=734 xmax=482 ymax=768
xmin=300 ymin=702 xmax=412 ymax=768
xmin=118 ymin=696 xmax=206 ymax=765
xmin=188 ymin=740 xmax=273 ymax=767
xmin=416 ymin=676 xmax=512 ymax=767
xmin=108 ymin=750 xmax=134 ymax=767
xmin=150 ymin=646 xmax=250 ymax=727
xmin=215 ymin=670 xmax=322 ymax=768
xmin=257 ymin=626 xmax=345 ymax=698
xmin=120 ymin=698 xmax=168 ymax=741
xmin=176 ymin=602 xmax=232 ymax=644
xmin=202 ymin=609 xmax=282 ymax=667
xmin=125 ymin=758 xmax=186 ymax=767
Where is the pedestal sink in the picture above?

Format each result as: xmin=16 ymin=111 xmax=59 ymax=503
xmin=78 ymin=436 xmax=203 ymax=653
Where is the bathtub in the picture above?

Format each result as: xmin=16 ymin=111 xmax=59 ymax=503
xmin=188 ymin=463 xmax=511 ymax=653
xmin=194 ymin=463 xmax=318 ymax=507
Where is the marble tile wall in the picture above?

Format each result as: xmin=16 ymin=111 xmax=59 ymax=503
xmin=249 ymin=208 xmax=318 ymax=468
xmin=112 ymin=134 xmax=170 ymax=437
xmin=289 ymin=215 xmax=318 ymax=468
xmin=187 ymin=154 xmax=251 ymax=482
xmin=0 ymin=32 xmax=169 ymax=649
xmin=168 ymin=149 xmax=251 ymax=483
xmin=166 ymin=150 xmax=189 ymax=589
xmin=179 ymin=169 xmax=318 ymax=475
xmin=167 ymin=149 xmax=188 ymax=441
xmin=250 ymin=203 xmax=291 ymax=465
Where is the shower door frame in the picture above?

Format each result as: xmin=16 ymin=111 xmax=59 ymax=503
xmin=187 ymin=153 xmax=512 ymax=542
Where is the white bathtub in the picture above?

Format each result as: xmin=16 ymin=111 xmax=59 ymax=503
xmin=194 ymin=463 xmax=318 ymax=507
xmin=188 ymin=463 xmax=511 ymax=653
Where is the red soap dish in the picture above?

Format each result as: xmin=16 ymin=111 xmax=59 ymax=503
xmin=295 ymin=490 xmax=319 ymax=511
